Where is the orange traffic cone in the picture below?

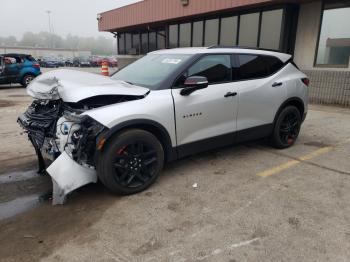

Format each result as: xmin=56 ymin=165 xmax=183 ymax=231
xmin=101 ymin=61 xmax=109 ymax=76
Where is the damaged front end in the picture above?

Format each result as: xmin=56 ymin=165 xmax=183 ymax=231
xmin=18 ymin=71 xmax=149 ymax=204
xmin=18 ymin=99 xmax=106 ymax=204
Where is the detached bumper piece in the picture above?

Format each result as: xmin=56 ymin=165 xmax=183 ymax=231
xmin=47 ymin=152 xmax=97 ymax=205
xmin=17 ymin=100 xmax=62 ymax=173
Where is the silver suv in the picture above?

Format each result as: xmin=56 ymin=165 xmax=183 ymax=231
xmin=18 ymin=47 xmax=309 ymax=204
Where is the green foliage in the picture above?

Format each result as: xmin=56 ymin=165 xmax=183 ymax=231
xmin=0 ymin=32 xmax=116 ymax=55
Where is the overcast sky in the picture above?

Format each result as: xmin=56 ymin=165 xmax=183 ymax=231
xmin=0 ymin=0 xmax=142 ymax=39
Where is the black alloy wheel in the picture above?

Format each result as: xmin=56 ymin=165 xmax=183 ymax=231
xmin=98 ymin=129 xmax=164 ymax=195
xmin=271 ymin=106 xmax=302 ymax=149
xmin=113 ymin=142 xmax=159 ymax=188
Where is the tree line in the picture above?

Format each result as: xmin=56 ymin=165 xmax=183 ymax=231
xmin=0 ymin=32 xmax=116 ymax=55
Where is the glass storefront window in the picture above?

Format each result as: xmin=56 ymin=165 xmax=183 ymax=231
xmin=259 ymin=9 xmax=283 ymax=50
xmin=141 ymin=33 xmax=148 ymax=54
xmin=157 ymin=30 xmax=166 ymax=49
xmin=238 ymin=13 xmax=259 ymax=47
xmin=169 ymin=24 xmax=178 ymax=48
xmin=220 ymin=16 xmax=238 ymax=46
xmin=149 ymin=32 xmax=156 ymax=51
xmin=118 ymin=33 xmax=125 ymax=55
xmin=204 ymin=19 xmax=219 ymax=46
xmin=132 ymin=33 xmax=140 ymax=55
xmin=125 ymin=33 xmax=132 ymax=54
xmin=316 ymin=4 xmax=350 ymax=66
xmin=179 ymin=23 xmax=191 ymax=47
xmin=192 ymin=21 xmax=203 ymax=46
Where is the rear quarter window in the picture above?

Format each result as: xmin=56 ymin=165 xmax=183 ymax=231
xmin=234 ymin=54 xmax=284 ymax=81
xmin=26 ymin=55 xmax=36 ymax=62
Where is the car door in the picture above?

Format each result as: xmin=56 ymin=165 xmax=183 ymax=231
xmin=171 ymin=54 xmax=238 ymax=157
xmin=232 ymin=54 xmax=286 ymax=137
xmin=0 ymin=56 xmax=4 ymax=83
xmin=4 ymin=56 xmax=20 ymax=83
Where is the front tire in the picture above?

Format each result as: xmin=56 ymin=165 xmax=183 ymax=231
xmin=97 ymin=129 xmax=164 ymax=195
xmin=271 ymin=106 xmax=302 ymax=149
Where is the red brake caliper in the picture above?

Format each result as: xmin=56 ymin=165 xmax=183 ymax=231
xmin=117 ymin=146 xmax=127 ymax=155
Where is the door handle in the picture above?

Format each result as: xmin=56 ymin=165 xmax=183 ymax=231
xmin=224 ymin=92 xmax=237 ymax=98
xmin=272 ymin=82 xmax=283 ymax=87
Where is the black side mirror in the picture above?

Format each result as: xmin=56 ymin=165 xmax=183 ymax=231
xmin=180 ymin=76 xmax=209 ymax=96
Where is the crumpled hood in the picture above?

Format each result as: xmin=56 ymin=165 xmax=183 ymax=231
xmin=27 ymin=69 xmax=149 ymax=102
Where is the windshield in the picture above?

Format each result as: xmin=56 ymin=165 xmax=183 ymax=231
xmin=112 ymin=54 xmax=192 ymax=89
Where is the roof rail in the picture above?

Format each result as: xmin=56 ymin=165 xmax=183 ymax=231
xmin=207 ymin=45 xmax=283 ymax=53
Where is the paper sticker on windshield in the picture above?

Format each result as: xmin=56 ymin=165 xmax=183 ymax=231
xmin=162 ymin=58 xmax=182 ymax=64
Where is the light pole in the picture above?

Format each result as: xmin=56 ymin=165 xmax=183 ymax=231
xmin=46 ymin=10 xmax=53 ymax=48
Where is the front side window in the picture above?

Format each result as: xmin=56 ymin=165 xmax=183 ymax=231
xmin=188 ymin=55 xmax=231 ymax=84
xmin=316 ymin=2 xmax=350 ymax=67
xmin=112 ymin=54 xmax=192 ymax=89
xmin=234 ymin=55 xmax=281 ymax=80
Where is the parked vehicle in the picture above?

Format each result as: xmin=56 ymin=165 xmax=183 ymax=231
xmin=57 ymin=57 xmax=66 ymax=67
xmin=65 ymin=58 xmax=74 ymax=67
xmin=107 ymin=57 xmax=118 ymax=67
xmin=73 ymin=56 xmax=91 ymax=67
xmin=18 ymin=47 xmax=309 ymax=204
xmin=0 ymin=53 xmax=41 ymax=87
xmin=89 ymin=56 xmax=102 ymax=67
xmin=40 ymin=57 xmax=60 ymax=68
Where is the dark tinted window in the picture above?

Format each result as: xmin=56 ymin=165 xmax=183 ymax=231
xmin=157 ymin=30 xmax=166 ymax=49
xmin=118 ymin=33 xmax=125 ymax=55
xmin=125 ymin=33 xmax=132 ymax=54
xmin=234 ymin=54 xmax=284 ymax=80
xmin=149 ymin=32 xmax=156 ymax=51
xmin=188 ymin=55 xmax=231 ymax=84
xmin=141 ymin=33 xmax=148 ymax=54
xmin=132 ymin=33 xmax=140 ymax=55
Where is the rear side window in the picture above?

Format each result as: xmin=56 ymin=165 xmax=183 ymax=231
xmin=26 ymin=55 xmax=36 ymax=62
xmin=234 ymin=54 xmax=284 ymax=81
xmin=187 ymin=55 xmax=231 ymax=84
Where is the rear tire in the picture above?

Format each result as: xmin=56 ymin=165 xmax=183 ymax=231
xmin=97 ymin=129 xmax=164 ymax=195
xmin=271 ymin=106 xmax=302 ymax=149
xmin=21 ymin=74 xmax=35 ymax=87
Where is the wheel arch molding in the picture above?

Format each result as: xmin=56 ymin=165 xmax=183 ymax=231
xmin=273 ymin=97 xmax=305 ymax=125
xmin=96 ymin=119 xmax=177 ymax=163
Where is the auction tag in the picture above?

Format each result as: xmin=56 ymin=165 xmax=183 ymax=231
xmin=162 ymin=58 xmax=182 ymax=64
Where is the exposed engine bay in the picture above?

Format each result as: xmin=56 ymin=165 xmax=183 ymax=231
xmin=17 ymin=69 xmax=149 ymax=204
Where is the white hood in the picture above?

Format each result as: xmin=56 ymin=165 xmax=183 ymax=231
xmin=27 ymin=69 xmax=149 ymax=102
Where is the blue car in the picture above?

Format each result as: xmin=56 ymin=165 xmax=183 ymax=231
xmin=0 ymin=54 xmax=41 ymax=87
xmin=39 ymin=57 xmax=60 ymax=68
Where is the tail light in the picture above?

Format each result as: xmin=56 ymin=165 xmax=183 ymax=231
xmin=301 ymin=78 xmax=310 ymax=87
xmin=32 ymin=63 xmax=40 ymax=68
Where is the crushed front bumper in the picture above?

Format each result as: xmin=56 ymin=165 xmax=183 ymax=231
xmin=47 ymin=151 xmax=97 ymax=205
